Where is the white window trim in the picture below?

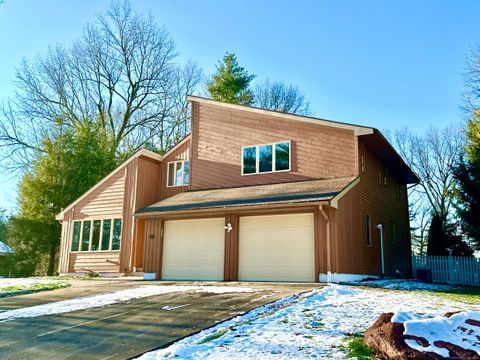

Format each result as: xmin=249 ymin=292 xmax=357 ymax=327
xmin=71 ymin=218 xmax=122 ymax=253
xmin=166 ymin=160 xmax=190 ymax=187
xmin=241 ymin=140 xmax=291 ymax=176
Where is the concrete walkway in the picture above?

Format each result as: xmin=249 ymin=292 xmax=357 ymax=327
xmin=0 ymin=280 xmax=318 ymax=359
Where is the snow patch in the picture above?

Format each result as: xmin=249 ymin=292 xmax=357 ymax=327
xmin=358 ymin=279 xmax=458 ymax=292
xmin=401 ymin=311 xmax=480 ymax=356
xmin=0 ymin=278 xmax=67 ymax=288
xmin=136 ymin=284 xmax=479 ymax=359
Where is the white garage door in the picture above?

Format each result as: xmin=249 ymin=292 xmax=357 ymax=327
xmin=162 ymin=218 xmax=225 ymax=281
xmin=239 ymin=213 xmax=315 ymax=282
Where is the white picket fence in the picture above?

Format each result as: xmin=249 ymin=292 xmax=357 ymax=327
xmin=412 ymin=255 xmax=480 ymax=287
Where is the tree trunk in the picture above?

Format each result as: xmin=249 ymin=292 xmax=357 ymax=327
xmin=47 ymin=242 xmax=57 ymax=276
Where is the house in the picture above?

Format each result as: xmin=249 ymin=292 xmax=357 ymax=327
xmin=56 ymin=96 xmax=419 ymax=283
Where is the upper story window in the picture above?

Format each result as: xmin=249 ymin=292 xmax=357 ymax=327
xmin=167 ymin=160 xmax=190 ymax=187
xmin=242 ymin=141 xmax=291 ymax=175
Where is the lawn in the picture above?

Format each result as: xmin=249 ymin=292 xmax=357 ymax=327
xmin=137 ymin=280 xmax=480 ymax=360
xmin=0 ymin=278 xmax=70 ymax=298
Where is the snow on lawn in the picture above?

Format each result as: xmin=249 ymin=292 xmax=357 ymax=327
xmin=392 ymin=311 xmax=480 ymax=357
xmin=0 ymin=278 xmax=68 ymax=288
xmin=0 ymin=285 xmax=255 ymax=322
xmin=0 ymin=277 xmax=70 ymax=297
xmin=137 ymin=285 xmax=479 ymax=360
xmin=356 ymin=279 xmax=460 ymax=292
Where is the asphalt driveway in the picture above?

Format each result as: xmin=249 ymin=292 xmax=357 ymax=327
xmin=0 ymin=280 xmax=318 ymax=360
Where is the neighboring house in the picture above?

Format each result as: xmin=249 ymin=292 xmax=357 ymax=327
xmin=56 ymin=96 xmax=419 ymax=283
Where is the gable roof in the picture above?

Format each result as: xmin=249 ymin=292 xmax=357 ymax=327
xmin=136 ymin=177 xmax=358 ymax=216
xmin=188 ymin=96 xmax=419 ymax=184
xmin=55 ymin=136 xmax=191 ymax=221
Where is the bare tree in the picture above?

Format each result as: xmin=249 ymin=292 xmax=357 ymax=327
xmin=409 ymin=194 xmax=431 ymax=255
xmin=393 ymin=123 xmax=464 ymax=225
xmin=0 ymin=1 xmax=202 ymax=169
xmin=463 ymin=45 xmax=480 ymax=113
xmin=253 ymin=79 xmax=312 ymax=116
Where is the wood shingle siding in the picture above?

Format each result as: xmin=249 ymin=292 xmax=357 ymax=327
xmin=68 ymin=252 xmax=120 ymax=273
xmin=73 ymin=170 xmax=125 ymax=220
xmin=191 ymin=102 xmax=358 ymax=190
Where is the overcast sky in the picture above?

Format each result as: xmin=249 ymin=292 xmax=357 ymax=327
xmin=1 ymin=0 xmax=480 ymax=211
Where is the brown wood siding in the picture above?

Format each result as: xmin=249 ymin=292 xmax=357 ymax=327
xmin=358 ymin=139 xmax=411 ymax=276
xmin=143 ymin=218 xmax=163 ymax=277
xmin=58 ymin=211 xmax=73 ymax=273
xmin=119 ymin=159 xmax=137 ymax=272
xmin=68 ymin=252 xmax=120 ymax=273
xmin=72 ymin=170 xmax=126 ymax=220
xmin=159 ymin=138 xmax=191 ymax=200
xmin=58 ymin=163 xmax=129 ymax=274
xmin=333 ymin=186 xmax=363 ymax=274
xmin=190 ymin=102 xmax=357 ymax=190
xmin=224 ymin=214 xmax=239 ymax=281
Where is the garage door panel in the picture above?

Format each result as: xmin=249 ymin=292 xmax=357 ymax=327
xmin=239 ymin=213 xmax=314 ymax=282
xmin=162 ymin=218 xmax=225 ymax=281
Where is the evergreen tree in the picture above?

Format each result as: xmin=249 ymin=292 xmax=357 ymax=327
xmin=455 ymin=110 xmax=480 ymax=250
xmin=427 ymin=214 xmax=446 ymax=256
xmin=208 ymin=53 xmax=255 ymax=105
xmin=426 ymin=214 xmax=474 ymax=256
xmin=7 ymin=121 xmax=118 ymax=275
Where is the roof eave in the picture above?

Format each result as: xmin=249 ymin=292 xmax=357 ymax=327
xmin=134 ymin=199 xmax=330 ymax=218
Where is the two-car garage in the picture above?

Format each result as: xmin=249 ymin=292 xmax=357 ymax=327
xmin=161 ymin=213 xmax=315 ymax=282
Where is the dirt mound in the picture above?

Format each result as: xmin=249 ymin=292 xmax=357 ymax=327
xmin=364 ymin=312 xmax=480 ymax=359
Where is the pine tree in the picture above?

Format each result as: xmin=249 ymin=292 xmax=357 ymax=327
xmin=427 ymin=214 xmax=447 ymax=256
xmin=455 ymin=110 xmax=480 ymax=250
xmin=208 ymin=53 xmax=255 ymax=105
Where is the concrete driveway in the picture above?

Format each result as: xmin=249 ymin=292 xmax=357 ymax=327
xmin=0 ymin=280 xmax=318 ymax=360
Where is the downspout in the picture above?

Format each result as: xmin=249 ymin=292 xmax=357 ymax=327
xmin=319 ymin=205 xmax=332 ymax=283
xmin=377 ymin=224 xmax=385 ymax=277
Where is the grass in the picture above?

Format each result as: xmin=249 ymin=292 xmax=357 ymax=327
xmin=352 ymin=281 xmax=480 ymax=306
xmin=428 ymin=287 xmax=480 ymax=305
xmin=197 ymin=328 xmax=229 ymax=344
xmin=0 ymin=282 xmax=70 ymax=298
xmin=340 ymin=334 xmax=374 ymax=360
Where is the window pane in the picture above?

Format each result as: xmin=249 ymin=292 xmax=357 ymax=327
xmin=243 ymin=147 xmax=256 ymax=174
xmin=183 ymin=161 xmax=190 ymax=185
xmin=168 ymin=162 xmax=175 ymax=186
xmin=71 ymin=221 xmax=81 ymax=251
xmin=81 ymin=221 xmax=91 ymax=251
xmin=101 ymin=219 xmax=111 ymax=251
xmin=112 ymin=219 xmax=122 ymax=250
xmin=91 ymin=220 xmax=101 ymax=251
xmin=275 ymin=142 xmax=290 ymax=171
xmin=259 ymin=145 xmax=273 ymax=173
xmin=175 ymin=162 xmax=183 ymax=186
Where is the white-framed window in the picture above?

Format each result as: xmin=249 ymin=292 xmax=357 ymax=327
xmin=71 ymin=218 xmax=122 ymax=252
xmin=241 ymin=140 xmax=291 ymax=175
xmin=167 ymin=160 xmax=190 ymax=187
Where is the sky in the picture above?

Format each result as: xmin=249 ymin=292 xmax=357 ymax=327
xmin=0 ymin=0 xmax=480 ymax=211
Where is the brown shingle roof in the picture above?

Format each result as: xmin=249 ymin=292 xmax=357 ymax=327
xmin=137 ymin=176 xmax=358 ymax=215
